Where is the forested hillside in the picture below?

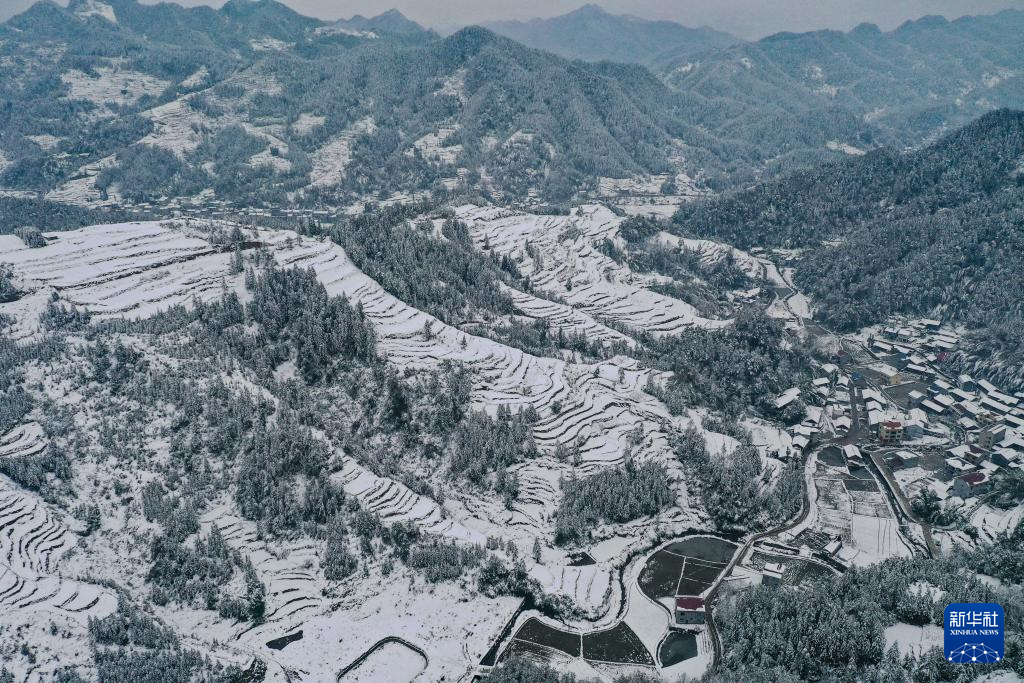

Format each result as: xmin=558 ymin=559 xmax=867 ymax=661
xmin=0 ymin=0 xmax=711 ymax=205
xmin=484 ymin=4 xmax=738 ymax=66
xmin=673 ymin=109 xmax=1024 ymax=389
xmin=661 ymin=11 xmax=1024 ymax=187
xmin=4 ymin=0 xmax=1024 ymax=208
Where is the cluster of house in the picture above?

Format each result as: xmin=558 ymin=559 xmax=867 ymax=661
xmin=918 ymin=375 xmax=1024 ymax=431
xmin=939 ymin=421 xmax=1024 ymax=500
xmin=869 ymin=319 xmax=959 ymax=381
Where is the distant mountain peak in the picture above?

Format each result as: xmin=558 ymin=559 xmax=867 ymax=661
xmin=483 ymin=5 xmax=738 ymax=67
xmin=571 ymin=4 xmax=608 ymax=16
xmin=332 ymin=8 xmax=425 ymax=36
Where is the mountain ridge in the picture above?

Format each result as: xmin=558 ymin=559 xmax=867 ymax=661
xmin=483 ymin=3 xmax=739 ymax=66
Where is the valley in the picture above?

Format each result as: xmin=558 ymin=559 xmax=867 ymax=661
xmin=0 ymin=2 xmax=1023 ymax=683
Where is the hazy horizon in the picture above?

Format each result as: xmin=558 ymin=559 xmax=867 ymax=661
xmin=2 ymin=0 xmax=1023 ymax=40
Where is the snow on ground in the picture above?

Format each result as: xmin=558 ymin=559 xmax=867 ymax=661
xmin=0 ymin=221 xmax=242 ymax=321
xmin=781 ymin=451 xmax=912 ymax=566
xmin=250 ymin=37 xmax=293 ymax=52
xmin=529 ymin=562 xmax=613 ymax=617
xmin=0 ymin=422 xmax=47 ymax=459
xmin=884 ymin=622 xmax=943 ymax=657
xmin=657 ymin=232 xmax=766 ymax=284
xmin=73 ymin=0 xmax=117 ymax=22
xmin=787 ymin=292 xmax=812 ymax=319
xmin=195 ymin=503 xmax=517 ymax=682
xmin=199 ymin=504 xmax=324 ymax=634
xmin=331 ymin=456 xmax=484 ymax=543
xmin=455 ymin=204 xmax=730 ymax=335
xmin=290 ymin=113 xmax=326 ymax=136
xmin=500 ymin=283 xmax=636 ymax=348
xmin=180 ymin=66 xmax=210 ymax=89
xmin=26 ymin=134 xmax=61 ymax=150
xmin=970 ymin=502 xmax=1024 ymax=543
xmin=742 ymin=417 xmax=794 ymax=459
xmin=267 ymin=569 xmax=518 ymax=682
xmin=437 ymin=69 xmax=467 ymax=103
xmin=0 ymin=483 xmax=117 ymax=618
xmin=0 ymin=219 xmax=705 ymax=532
xmin=44 ymin=154 xmax=119 ymax=207
xmin=593 ymin=169 xmax=706 ymax=212
xmin=61 ymin=66 xmax=169 ymax=109
xmin=975 ymin=673 xmax=1024 ymax=683
xmin=140 ymin=99 xmax=217 ymax=156
xmin=826 ymin=140 xmax=866 ymax=156
xmin=309 ymin=117 xmax=376 ymax=188
xmin=341 ymin=640 xmax=426 ymax=682
xmin=0 ymin=426 xmax=117 ymax=683
xmin=0 ymin=219 xmax=738 ymax=680
xmin=409 ymin=125 xmax=462 ymax=164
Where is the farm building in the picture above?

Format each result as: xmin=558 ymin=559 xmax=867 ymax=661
xmin=675 ymin=597 xmax=706 ymax=626
xmin=761 ymin=563 xmax=785 ymax=589
xmin=952 ymin=472 xmax=990 ymax=499
xmin=843 ymin=444 xmax=863 ymax=464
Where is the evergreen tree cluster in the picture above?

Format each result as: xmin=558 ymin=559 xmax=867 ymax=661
xmin=716 ymin=555 xmax=1024 ymax=681
xmin=673 ymin=426 xmax=803 ymax=533
xmin=644 ymin=308 xmax=812 ymax=416
xmin=554 ymin=460 xmax=672 ymax=545
xmin=148 ymin=526 xmax=265 ymax=623
xmin=450 ymin=405 xmax=538 ymax=491
xmin=89 ymin=598 xmax=245 ymax=683
xmin=246 ymin=265 xmax=377 ymax=382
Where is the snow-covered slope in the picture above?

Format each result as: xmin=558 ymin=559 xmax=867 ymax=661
xmin=0 ymin=217 xmax=733 ymax=682
xmin=455 ymin=204 xmax=731 ymax=335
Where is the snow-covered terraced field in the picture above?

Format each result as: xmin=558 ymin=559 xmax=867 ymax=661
xmin=268 ymin=232 xmax=689 ymax=484
xmin=0 ymin=482 xmax=116 ymax=619
xmin=409 ymin=125 xmax=462 ymax=165
xmin=455 ymin=204 xmax=730 ymax=335
xmin=501 ymin=283 xmax=636 ymax=348
xmin=0 ymin=220 xmax=702 ymax=528
xmin=200 ymin=506 xmax=323 ymax=636
xmin=0 ymin=425 xmax=116 ymax=622
xmin=530 ymin=562 xmax=613 ymax=616
xmin=140 ymin=99 xmax=217 ymax=156
xmin=61 ymin=65 xmax=170 ymax=109
xmin=332 ymin=456 xmax=485 ymax=543
xmin=0 ymin=222 xmax=241 ymax=320
xmin=309 ymin=117 xmax=376 ymax=188
xmin=0 ymin=422 xmax=47 ymax=460
xmin=0 ymin=217 xmax=768 ymax=681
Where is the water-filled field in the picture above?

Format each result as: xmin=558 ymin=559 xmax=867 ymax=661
xmin=638 ymin=536 xmax=737 ymax=601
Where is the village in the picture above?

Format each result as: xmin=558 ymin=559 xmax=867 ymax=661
xmin=769 ymin=316 xmax=1024 ymax=566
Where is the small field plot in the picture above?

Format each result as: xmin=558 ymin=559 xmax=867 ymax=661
xmin=638 ymin=551 xmax=687 ymax=600
xmin=582 ymin=622 xmax=654 ymax=666
xmin=818 ymin=446 xmax=845 ymax=468
xmin=512 ymin=618 xmax=581 ymax=658
xmin=748 ymin=551 xmax=834 ymax=587
xmin=676 ymin=558 xmax=729 ymax=596
xmin=639 ymin=537 xmax=736 ymax=601
xmin=499 ymin=639 xmax=559 ymax=665
xmin=845 ymin=477 xmax=879 ymax=492
xmin=339 ymin=639 xmax=427 ymax=682
xmin=659 ymin=631 xmax=698 ymax=667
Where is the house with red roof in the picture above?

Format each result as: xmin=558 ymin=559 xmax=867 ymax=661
xmin=674 ymin=596 xmax=706 ymax=626
xmin=952 ymin=471 xmax=990 ymax=499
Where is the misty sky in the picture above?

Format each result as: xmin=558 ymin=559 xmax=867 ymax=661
xmin=3 ymin=0 xmax=1023 ymax=39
